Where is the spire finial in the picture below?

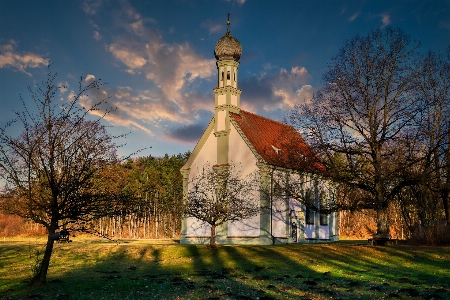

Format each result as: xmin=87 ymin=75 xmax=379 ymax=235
xmin=227 ymin=13 xmax=230 ymax=33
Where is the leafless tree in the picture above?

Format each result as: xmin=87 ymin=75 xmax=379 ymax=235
xmin=413 ymin=48 xmax=450 ymax=225
xmin=183 ymin=164 xmax=259 ymax=246
xmin=0 ymin=67 xmax=123 ymax=285
xmin=289 ymin=27 xmax=422 ymax=238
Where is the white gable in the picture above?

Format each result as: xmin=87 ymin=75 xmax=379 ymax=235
xmin=228 ymin=122 xmax=258 ymax=175
xmin=227 ymin=122 xmax=260 ymax=237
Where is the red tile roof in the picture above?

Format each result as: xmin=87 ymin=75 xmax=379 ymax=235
xmin=230 ymin=110 xmax=325 ymax=173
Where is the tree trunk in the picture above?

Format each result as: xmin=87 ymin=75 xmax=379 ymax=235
xmin=376 ymin=206 xmax=390 ymax=238
xmin=30 ymin=233 xmax=55 ymax=285
xmin=210 ymin=224 xmax=216 ymax=246
xmin=374 ymin=144 xmax=390 ymax=238
xmin=443 ymin=191 xmax=450 ymax=225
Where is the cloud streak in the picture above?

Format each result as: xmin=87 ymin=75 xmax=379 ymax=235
xmin=380 ymin=13 xmax=391 ymax=27
xmin=82 ymin=0 xmax=103 ymax=15
xmin=0 ymin=40 xmax=48 ymax=76
xmin=349 ymin=12 xmax=360 ymax=22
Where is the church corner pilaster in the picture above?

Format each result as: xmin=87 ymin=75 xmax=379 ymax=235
xmin=180 ymin=169 xmax=190 ymax=242
xmin=257 ymin=162 xmax=272 ymax=241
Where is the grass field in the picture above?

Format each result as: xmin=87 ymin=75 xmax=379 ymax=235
xmin=0 ymin=238 xmax=449 ymax=300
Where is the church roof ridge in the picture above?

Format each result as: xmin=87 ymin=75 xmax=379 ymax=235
xmin=231 ymin=109 xmax=291 ymax=127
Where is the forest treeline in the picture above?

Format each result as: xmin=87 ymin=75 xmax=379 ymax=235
xmin=0 ymin=153 xmax=188 ymax=239
xmin=92 ymin=153 xmax=188 ymax=239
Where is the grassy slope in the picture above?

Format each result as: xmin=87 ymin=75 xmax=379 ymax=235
xmin=0 ymin=238 xmax=449 ymax=300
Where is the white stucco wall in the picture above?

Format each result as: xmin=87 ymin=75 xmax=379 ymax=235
xmin=271 ymin=196 xmax=287 ymax=237
xmin=227 ymin=123 xmax=260 ymax=237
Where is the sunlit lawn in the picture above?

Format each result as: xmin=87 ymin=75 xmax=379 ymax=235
xmin=0 ymin=237 xmax=449 ymax=299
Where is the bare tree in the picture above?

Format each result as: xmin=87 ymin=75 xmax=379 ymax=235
xmin=414 ymin=48 xmax=450 ymax=225
xmin=289 ymin=27 xmax=422 ymax=239
xmin=183 ymin=164 xmax=259 ymax=246
xmin=0 ymin=67 xmax=122 ymax=285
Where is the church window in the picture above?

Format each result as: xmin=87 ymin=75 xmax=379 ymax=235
xmin=221 ymin=71 xmax=224 ymax=81
xmin=227 ymin=71 xmax=230 ymax=80
xmin=320 ymin=213 xmax=328 ymax=226
xmin=234 ymin=72 xmax=236 ymax=81
xmin=319 ymin=191 xmax=328 ymax=225
xmin=305 ymin=189 xmax=315 ymax=224
xmin=305 ymin=207 xmax=315 ymax=225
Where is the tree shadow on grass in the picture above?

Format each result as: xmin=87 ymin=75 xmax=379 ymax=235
xmin=287 ymin=243 xmax=450 ymax=300
xmin=2 ymin=242 xmax=450 ymax=299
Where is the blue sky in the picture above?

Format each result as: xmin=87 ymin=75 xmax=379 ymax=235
xmin=1 ymin=0 xmax=449 ymax=158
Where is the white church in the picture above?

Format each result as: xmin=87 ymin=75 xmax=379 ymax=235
xmin=180 ymin=19 xmax=338 ymax=245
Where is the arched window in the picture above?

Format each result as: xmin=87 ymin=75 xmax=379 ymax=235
xmin=227 ymin=71 xmax=230 ymax=80
xmin=221 ymin=71 xmax=224 ymax=81
xmin=234 ymin=72 xmax=236 ymax=81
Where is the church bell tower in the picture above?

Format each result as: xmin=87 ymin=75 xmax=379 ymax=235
xmin=213 ymin=15 xmax=242 ymax=165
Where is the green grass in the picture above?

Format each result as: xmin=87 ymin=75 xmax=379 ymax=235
xmin=0 ymin=238 xmax=449 ymax=299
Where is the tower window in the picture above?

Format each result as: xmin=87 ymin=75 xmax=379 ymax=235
xmin=227 ymin=71 xmax=230 ymax=80
xmin=234 ymin=72 xmax=236 ymax=81
xmin=221 ymin=71 xmax=224 ymax=81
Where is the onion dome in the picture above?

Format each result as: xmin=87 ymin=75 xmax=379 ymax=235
xmin=214 ymin=18 xmax=242 ymax=61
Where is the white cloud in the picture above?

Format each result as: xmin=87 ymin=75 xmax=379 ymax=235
xmin=59 ymin=81 xmax=69 ymax=94
xmin=109 ymin=43 xmax=147 ymax=68
xmin=201 ymin=19 xmax=225 ymax=34
xmin=240 ymin=66 xmax=313 ymax=113
xmin=89 ymin=20 xmax=102 ymax=40
xmin=349 ymin=12 xmax=360 ymax=22
xmin=85 ymin=74 xmax=96 ymax=82
xmin=89 ymin=20 xmax=99 ymax=30
xmin=224 ymin=0 xmax=246 ymax=5
xmin=82 ymin=0 xmax=103 ymax=15
xmin=102 ymin=3 xmax=215 ymax=128
xmin=69 ymin=82 xmax=155 ymax=136
xmin=0 ymin=40 xmax=48 ymax=76
xmin=93 ymin=31 xmax=102 ymax=40
xmin=380 ymin=13 xmax=391 ymax=27
xmin=295 ymin=85 xmax=314 ymax=105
